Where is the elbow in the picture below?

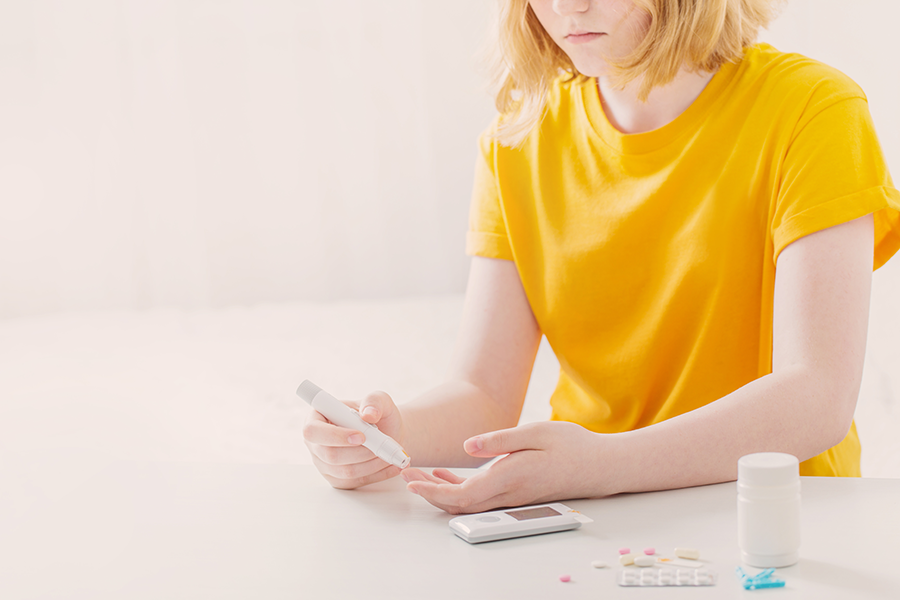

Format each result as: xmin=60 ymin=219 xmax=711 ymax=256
xmin=821 ymin=411 xmax=855 ymax=454
xmin=809 ymin=376 xmax=861 ymax=455
xmin=774 ymin=362 xmax=862 ymax=458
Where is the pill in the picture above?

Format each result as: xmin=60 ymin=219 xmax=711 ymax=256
xmin=674 ymin=547 xmax=700 ymax=560
xmin=634 ymin=555 xmax=656 ymax=567
xmin=643 ymin=547 xmax=656 ymax=555
xmin=619 ymin=553 xmax=637 ymax=566
xmin=591 ymin=560 xmax=609 ymax=569
xmin=559 ymin=575 xmax=571 ymax=583
xmin=618 ymin=547 xmax=631 ymax=555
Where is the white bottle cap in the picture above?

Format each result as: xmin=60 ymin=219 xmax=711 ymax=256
xmin=738 ymin=453 xmax=799 ymax=487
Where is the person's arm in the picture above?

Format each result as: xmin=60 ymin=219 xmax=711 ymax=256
xmin=404 ymin=214 xmax=873 ymax=512
xmin=397 ymin=256 xmax=542 ymax=467
xmin=302 ymin=255 xmax=541 ymax=488
xmin=607 ymin=213 xmax=873 ymax=493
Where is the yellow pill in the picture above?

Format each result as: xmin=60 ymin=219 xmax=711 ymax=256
xmin=674 ymin=547 xmax=700 ymax=560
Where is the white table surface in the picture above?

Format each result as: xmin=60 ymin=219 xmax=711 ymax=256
xmin=2 ymin=460 xmax=898 ymax=599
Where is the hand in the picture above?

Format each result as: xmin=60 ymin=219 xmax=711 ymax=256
xmin=302 ymin=390 xmax=406 ymax=490
xmin=400 ymin=421 xmax=613 ymax=514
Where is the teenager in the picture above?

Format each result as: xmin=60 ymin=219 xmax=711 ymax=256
xmin=303 ymin=0 xmax=900 ymax=514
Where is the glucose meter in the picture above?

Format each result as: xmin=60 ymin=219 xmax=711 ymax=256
xmin=448 ymin=503 xmax=593 ymax=544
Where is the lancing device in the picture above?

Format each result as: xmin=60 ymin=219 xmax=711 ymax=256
xmin=297 ymin=380 xmax=411 ymax=469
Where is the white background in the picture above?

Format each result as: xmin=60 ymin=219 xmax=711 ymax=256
xmin=0 ymin=0 xmax=496 ymax=315
xmin=0 ymin=1 xmax=897 ymax=316
xmin=0 ymin=1 xmax=898 ymax=475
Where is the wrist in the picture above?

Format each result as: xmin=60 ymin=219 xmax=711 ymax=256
xmin=586 ymin=429 xmax=632 ymax=498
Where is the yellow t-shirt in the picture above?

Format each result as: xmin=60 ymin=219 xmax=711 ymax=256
xmin=466 ymin=43 xmax=900 ymax=477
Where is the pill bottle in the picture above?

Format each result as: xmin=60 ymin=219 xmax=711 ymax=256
xmin=737 ymin=452 xmax=800 ymax=568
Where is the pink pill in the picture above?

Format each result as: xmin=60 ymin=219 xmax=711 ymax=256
xmin=618 ymin=547 xmax=631 ymax=555
xmin=559 ymin=575 xmax=571 ymax=583
xmin=644 ymin=547 xmax=656 ymax=556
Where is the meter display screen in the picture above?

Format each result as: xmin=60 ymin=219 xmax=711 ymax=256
xmin=505 ymin=506 xmax=562 ymax=521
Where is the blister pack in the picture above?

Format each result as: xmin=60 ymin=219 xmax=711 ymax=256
xmin=618 ymin=568 xmax=716 ymax=587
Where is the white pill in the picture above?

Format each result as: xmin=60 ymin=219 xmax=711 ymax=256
xmin=591 ymin=560 xmax=609 ymax=569
xmin=619 ymin=553 xmax=637 ymax=566
xmin=634 ymin=555 xmax=656 ymax=567
xmin=674 ymin=547 xmax=700 ymax=560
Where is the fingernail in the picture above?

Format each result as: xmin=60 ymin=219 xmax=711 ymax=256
xmin=471 ymin=436 xmax=484 ymax=451
xmin=409 ymin=486 xmax=420 ymax=495
xmin=348 ymin=434 xmax=364 ymax=445
xmin=362 ymin=407 xmax=378 ymax=419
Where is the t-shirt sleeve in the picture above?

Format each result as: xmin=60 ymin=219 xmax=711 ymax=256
xmin=466 ymin=126 xmax=513 ymax=261
xmin=772 ymin=95 xmax=900 ymax=270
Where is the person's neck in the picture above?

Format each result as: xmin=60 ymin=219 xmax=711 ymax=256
xmin=597 ymin=68 xmax=717 ymax=135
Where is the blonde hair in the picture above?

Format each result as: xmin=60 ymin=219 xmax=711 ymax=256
xmin=488 ymin=0 xmax=784 ymax=147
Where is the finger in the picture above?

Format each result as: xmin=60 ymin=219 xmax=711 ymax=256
xmin=464 ymin=423 xmax=545 ymax=458
xmin=306 ymin=407 xmax=327 ymax=422
xmin=408 ymin=479 xmax=512 ymax=514
xmin=431 ymin=468 xmax=467 ymax=485
xmin=311 ymin=453 xmax=394 ymax=482
xmin=407 ymin=470 xmax=507 ymax=513
xmin=305 ymin=398 xmax=360 ymax=420
xmin=400 ymin=468 xmax=444 ymax=485
xmin=408 ymin=450 xmax=542 ymax=513
xmin=322 ymin=462 xmax=402 ymax=491
xmin=309 ymin=441 xmax=378 ymax=466
xmin=302 ymin=418 xmax=368 ymax=447
xmin=357 ymin=390 xmax=396 ymax=425
xmin=401 ymin=467 xmax=459 ymax=486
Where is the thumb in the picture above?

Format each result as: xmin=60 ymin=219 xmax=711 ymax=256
xmin=464 ymin=424 xmax=542 ymax=458
xmin=357 ymin=390 xmax=398 ymax=425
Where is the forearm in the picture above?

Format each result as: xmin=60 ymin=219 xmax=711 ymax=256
xmin=399 ymin=380 xmax=521 ymax=468
xmin=605 ymin=365 xmax=859 ymax=495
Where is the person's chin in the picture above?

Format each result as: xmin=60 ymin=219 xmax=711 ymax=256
xmin=567 ymin=53 xmax=610 ymax=78
xmin=572 ymin=62 xmax=609 ymax=78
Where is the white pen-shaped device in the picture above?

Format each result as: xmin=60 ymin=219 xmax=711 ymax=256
xmin=297 ymin=380 xmax=411 ymax=469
